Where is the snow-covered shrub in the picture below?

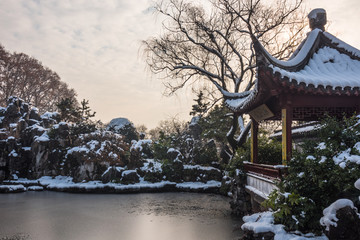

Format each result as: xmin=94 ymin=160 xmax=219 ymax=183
xmin=151 ymin=131 xmax=174 ymax=161
xmin=139 ymin=159 xmax=163 ymax=183
xmin=151 ymin=121 xmax=221 ymax=166
xmin=264 ymin=115 xmax=360 ymax=234
xmin=161 ymin=159 xmax=184 ymax=182
xmin=143 ymin=171 xmax=163 ymax=183
xmin=161 ymin=149 xmax=184 ymax=182
xmin=264 ymin=189 xmax=319 ymax=233
xmin=63 ymin=131 xmax=129 ymax=182
xmin=130 ymin=139 xmax=153 ymax=159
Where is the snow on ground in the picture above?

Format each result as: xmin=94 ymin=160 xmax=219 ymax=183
xmin=242 ymin=212 xmax=328 ymax=240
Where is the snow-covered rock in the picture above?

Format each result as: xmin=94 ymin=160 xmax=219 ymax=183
xmin=320 ymin=199 xmax=360 ymax=240
xmin=106 ymin=118 xmax=133 ymax=131
xmin=320 ymin=199 xmax=358 ymax=231
xmin=0 ymin=184 xmax=26 ymax=193
xmin=0 ymin=96 xmax=64 ymax=179
xmin=121 ymin=170 xmax=140 ymax=184
xmin=183 ymin=164 xmax=222 ymax=182
xmin=355 ymin=178 xmax=360 ymax=191
xmin=27 ymin=185 xmax=44 ymax=191
xmin=106 ymin=117 xmax=138 ymax=143
xmin=167 ymin=148 xmax=183 ymax=162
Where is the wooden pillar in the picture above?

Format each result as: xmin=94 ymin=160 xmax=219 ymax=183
xmin=251 ymin=118 xmax=259 ymax=163
xmin=281 ymin=107 xmax=292 ymax=165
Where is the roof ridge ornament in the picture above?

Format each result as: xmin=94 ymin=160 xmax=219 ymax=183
xmin=308 ymin=8 xmax=327 ymax=31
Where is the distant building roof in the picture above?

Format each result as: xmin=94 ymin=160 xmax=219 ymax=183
xmin=270 ymin=122 xmax=321 ymax=140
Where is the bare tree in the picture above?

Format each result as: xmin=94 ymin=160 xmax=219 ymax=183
xmin=0 ymin=44 xmax=77 ymax=112
xmin=143 ymin=0 xmax=306 ymax=154
xmin=149 ymin=116 xmax=188 ymax=140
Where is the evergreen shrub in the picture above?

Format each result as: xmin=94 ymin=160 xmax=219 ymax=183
xmin=192 ymin=140 xmax=220 ymax=165
xmin=264 ymin=115 xmax=360 ymax=234
xmin=151 ymin=132 xmax=173 ymax=161
xmin=161 ymin=159 xmax=184 ymax=182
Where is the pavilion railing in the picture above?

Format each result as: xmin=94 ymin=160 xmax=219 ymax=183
xmin=243 ymin=162 xmax=288 ymax=179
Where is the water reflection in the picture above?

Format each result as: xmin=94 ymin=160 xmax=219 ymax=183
xmin=0 ymin=192 xmax=243 ymax=240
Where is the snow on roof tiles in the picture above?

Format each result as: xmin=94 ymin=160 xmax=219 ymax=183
xmin=323 ymin=32 xmax=360 ymax=58
xmin=225 ymin=81 xmax=258 ymax=112
xmin=225 ymin=29 xmax=360 ymax=112
xmin=261 ymin=29 xmax=360 ymax=90
xmin=271 ymin=46 xmax=360 ymax=90
xmin=225 ymin=30 xmax=323 ymax=112
xmin=225 ymin=29 xmax=360 ymax=111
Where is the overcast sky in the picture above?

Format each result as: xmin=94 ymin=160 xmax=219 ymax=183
xmin=1 ymin=0 xmax=360 ymax=129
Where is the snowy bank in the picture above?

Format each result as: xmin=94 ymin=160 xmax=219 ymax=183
xmin=2 ymin=176 xmax=222 ymax=194
xmin=242 ymin=212 xmax=328 ymax=240
xmin=0 ymin=184 xmax=26 ymax=193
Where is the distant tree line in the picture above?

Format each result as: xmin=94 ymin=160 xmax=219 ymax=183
xmin=0 ymin=44 xmax=76 ymax=112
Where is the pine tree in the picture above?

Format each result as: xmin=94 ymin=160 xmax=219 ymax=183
xmin=56 ymin=97 xmax=80 ymax=123
xmin=190 ymin=91 xmax=209 ymax=117
xmin=79 ymin=99 xmax=96 ymax=123
xmin=56 ymin=98 xmax=97 ymax=136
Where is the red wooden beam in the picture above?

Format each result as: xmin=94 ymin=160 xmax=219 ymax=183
xmin=243 ymin=162 xmax=287 ymax=179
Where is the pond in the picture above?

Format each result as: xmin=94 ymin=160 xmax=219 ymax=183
xmin=0 ymin=192 xmax=243 ymax=240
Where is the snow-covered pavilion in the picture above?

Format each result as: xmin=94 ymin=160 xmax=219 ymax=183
xmin=226 ymin=9 xmax=360 ymax=170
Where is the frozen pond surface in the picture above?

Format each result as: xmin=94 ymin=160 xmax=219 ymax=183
xmin=0 ymin=191 xmax=243 ymax=240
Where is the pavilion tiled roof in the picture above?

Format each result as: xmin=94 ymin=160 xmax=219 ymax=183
xmin=225 ymin=28 xmax=360 ymax=114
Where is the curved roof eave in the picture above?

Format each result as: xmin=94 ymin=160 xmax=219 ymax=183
xmin=224 ymin=28 xmax=360 ymax=114
xmin=254 ymin=29 xmax=322 ymax=71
